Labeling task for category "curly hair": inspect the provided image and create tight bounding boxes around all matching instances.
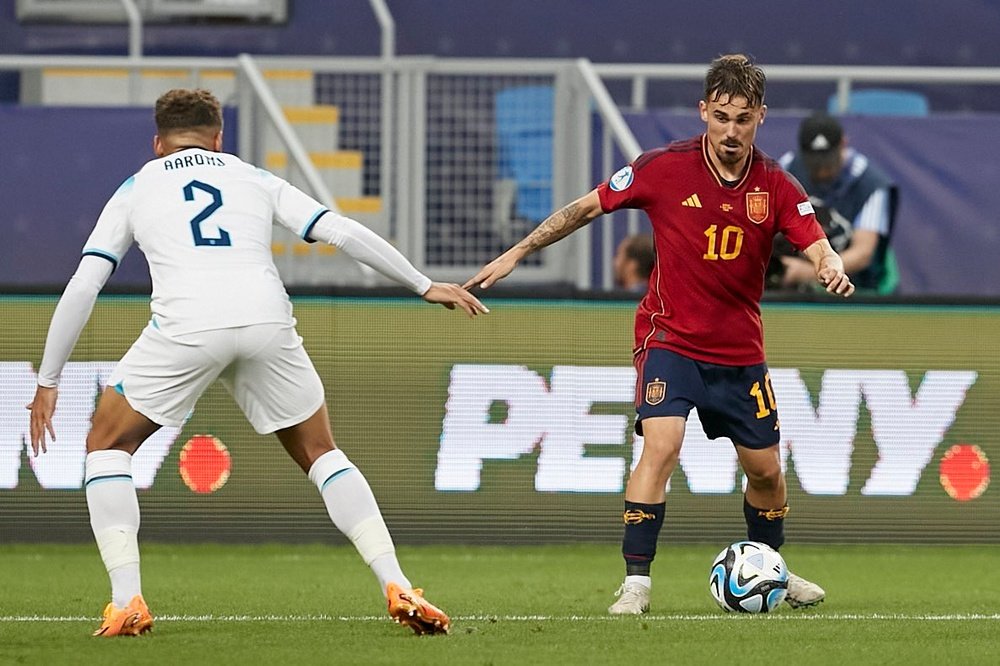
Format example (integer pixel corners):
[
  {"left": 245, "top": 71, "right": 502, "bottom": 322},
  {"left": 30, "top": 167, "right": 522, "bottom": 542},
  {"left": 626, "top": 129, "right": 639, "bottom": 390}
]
[
  {"left": 155, "top": 88, "right": 222, "bottom": 134},
  {"left": 704, "top": 54, "right": 766, "bottom": 108}
]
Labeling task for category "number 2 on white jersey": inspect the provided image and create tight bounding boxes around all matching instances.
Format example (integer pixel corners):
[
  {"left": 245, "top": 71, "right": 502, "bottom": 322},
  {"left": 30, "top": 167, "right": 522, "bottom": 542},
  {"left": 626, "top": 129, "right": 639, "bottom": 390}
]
[{"left": 184, "top": 180, "right": 231, "bottom": 247}]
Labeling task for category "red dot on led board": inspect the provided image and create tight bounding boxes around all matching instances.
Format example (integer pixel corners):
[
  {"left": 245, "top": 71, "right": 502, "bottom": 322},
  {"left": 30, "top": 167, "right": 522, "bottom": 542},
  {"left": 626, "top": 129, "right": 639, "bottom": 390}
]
[
  {"left": 179, "top": 434, "right": 231, "bottom": 494},
  {"left": 939, "top": 443, "right": 989, "bottom": 502}
]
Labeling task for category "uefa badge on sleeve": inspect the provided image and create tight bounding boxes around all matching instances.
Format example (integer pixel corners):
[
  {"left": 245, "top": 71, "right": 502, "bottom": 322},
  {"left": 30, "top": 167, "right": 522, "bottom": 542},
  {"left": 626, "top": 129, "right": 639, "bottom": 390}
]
[{"left": 609, "top": 165, "right": 634, "bottom": 192}]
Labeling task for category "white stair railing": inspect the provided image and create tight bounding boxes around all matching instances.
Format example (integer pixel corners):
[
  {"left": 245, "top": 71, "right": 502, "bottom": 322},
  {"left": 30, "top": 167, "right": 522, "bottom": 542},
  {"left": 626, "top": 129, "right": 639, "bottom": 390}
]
[{"left": 237, "top": 53, "right": 377, "bottom": 285}]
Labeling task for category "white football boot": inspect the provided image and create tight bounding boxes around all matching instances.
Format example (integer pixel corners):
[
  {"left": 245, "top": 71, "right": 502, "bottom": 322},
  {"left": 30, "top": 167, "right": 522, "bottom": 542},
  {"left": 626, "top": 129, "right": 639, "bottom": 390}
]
[
  {"left": 785, "top": 572, "right": 825, "bottom": 608},
  {"left": 608, "top": 580, "right": 651, "bottom": 615}
]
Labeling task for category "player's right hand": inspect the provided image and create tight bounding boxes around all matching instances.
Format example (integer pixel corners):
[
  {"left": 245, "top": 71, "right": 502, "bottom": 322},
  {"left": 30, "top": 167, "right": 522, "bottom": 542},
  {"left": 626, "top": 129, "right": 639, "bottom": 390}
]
[
  {"left": 26, "top": 385, "right": 58, "bottom": 456},
  {"left": 463, "top": 252, "right": 520, "bottom": 291},
  {"left": 422, "top": 283, "right": 490, "bottom": 318}
]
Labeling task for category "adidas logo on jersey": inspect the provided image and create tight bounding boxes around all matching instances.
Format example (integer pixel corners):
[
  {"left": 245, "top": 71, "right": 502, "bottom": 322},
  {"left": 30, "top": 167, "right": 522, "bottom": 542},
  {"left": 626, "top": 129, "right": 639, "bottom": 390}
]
[{"left": 681, "top": 194, "right": 702, "bottom": 208}]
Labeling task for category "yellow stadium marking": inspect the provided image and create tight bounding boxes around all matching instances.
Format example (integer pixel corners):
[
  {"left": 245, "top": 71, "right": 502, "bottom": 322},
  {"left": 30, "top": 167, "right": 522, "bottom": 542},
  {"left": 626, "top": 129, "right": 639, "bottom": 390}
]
[
  {"left": 43, "top": 68, "right": 129, "bottom": 78},
  {"left": 310, "top": 152, "right": 362, "bottom": 169},
  {"left": 335, "top": 197, "right": 382, "bottom": 214},
  {"left": 139, "top": 69, "right": 189, "bottom": 78},
  {"left": 265, "top": 152, "right": 362, "bottom": 170},
  {"left": 201, "top": 70, "right": 235, "bottom": 80},
  {"left": 43, "top": 68, "right": 236, "bottom": 80},
  {"left": 263, "top": 70, "right": 312, "bottom": 81},
  {"left": 283, "top": 106, "right": 340, "bottom": 124}
]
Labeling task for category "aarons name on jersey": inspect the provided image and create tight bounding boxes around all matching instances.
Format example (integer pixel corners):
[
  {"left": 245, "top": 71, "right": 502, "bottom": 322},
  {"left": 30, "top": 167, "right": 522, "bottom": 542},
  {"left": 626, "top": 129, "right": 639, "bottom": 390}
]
[{"left": 163, "top": 152, "right": 226, "bottom": 170}]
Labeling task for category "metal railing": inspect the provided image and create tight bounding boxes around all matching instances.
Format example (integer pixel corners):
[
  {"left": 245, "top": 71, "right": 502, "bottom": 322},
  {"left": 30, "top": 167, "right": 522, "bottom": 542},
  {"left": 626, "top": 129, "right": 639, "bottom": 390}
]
[
  {"left": 0, "top": 53, "right": 377, "bottom": 284},
  {"left": 592, "top": 62, "right": 1000, "bottom": 112},
  {"left": 585, "top": 61, "right": 1000, "bottom": 289},
  {"left": 0, "top": 54, "right": 337, "bottom": 216},
  {"left": 236, "top": 54, "right": 378, "bottom": 285},
  {"left": 5, "top": 54, "right": 1000, "bottom": 290},
  {"left": 7, "top": 0, "right": 1000, "bottom": 291},
  {"left": 117, "top": 0, "right": 142, "bottom": 58}
]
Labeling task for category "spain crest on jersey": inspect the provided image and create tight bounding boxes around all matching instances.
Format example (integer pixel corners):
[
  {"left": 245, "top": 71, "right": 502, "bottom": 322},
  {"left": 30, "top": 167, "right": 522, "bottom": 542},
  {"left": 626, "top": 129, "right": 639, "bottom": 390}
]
[
  {"left": 645, "top": 379, "right": 666, "bottom": 405},
  {"left": 746, "top": 191, "right": 769, "bottom": 224}
]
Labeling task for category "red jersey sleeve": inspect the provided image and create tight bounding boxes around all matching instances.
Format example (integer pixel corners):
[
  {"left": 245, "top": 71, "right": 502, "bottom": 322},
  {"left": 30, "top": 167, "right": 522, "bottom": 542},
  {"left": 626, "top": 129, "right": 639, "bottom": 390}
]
[
  {"left": 775, "top": 170, "right": 826, "bottom": 251},
  {"left": 597, "top": 149, "right": 665, "bottom": 213}
]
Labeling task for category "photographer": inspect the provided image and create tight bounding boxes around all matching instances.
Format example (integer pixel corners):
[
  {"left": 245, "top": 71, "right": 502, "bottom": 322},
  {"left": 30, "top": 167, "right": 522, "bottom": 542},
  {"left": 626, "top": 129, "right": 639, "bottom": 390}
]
[{"left": 776, "top": 113, "right": 898, "bottom": 294}]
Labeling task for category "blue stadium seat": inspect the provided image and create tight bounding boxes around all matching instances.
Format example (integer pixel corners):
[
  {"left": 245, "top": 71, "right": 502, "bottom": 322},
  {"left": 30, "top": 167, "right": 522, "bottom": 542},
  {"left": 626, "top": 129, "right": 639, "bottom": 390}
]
[
  {"left": 827, "top": 89, "right": 930, "bottom": 116},
  {"left": 495, "top": 85, "right": 553, "bottom": 223}
]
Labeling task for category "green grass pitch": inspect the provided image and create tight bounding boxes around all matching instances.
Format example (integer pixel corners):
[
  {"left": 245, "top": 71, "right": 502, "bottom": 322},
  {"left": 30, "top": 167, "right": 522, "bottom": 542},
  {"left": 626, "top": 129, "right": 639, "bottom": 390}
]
[{"left": 1, "top": 543, "right": 998, "bottom": 665}]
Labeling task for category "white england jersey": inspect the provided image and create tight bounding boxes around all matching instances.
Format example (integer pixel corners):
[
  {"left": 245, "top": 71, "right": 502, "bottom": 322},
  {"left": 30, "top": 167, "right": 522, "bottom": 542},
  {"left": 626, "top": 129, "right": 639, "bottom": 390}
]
[{"left": 83, "top": 148, "right": 327, "bottom": 335}]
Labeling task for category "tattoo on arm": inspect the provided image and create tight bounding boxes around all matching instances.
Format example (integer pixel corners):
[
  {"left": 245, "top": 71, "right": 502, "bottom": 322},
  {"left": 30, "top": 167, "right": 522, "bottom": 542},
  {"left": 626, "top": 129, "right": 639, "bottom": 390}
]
[{"left": 515, "top": 202, "right": 587, "bottom": 254}]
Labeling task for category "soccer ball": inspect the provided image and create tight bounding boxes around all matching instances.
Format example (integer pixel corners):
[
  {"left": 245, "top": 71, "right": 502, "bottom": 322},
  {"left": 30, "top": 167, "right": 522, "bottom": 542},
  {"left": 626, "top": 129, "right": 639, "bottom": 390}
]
[{"left": 708, "top": 541, "right": 788, "bottom": 613}]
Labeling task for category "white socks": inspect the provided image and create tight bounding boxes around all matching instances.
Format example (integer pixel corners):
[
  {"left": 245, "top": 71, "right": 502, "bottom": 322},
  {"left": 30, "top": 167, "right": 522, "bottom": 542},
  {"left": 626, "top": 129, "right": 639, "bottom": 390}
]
[
  {"left": 85, "top": 447, "right": 409, "bottom": 606},
  {"left": 625, "top": 575, "right": 652, "bottom": 589},
  {"left": 85, "top": 450, "right": 142, "bottom": 608},
  {"left": 308, "top": 449, "right": 411, "bottom": 592}
]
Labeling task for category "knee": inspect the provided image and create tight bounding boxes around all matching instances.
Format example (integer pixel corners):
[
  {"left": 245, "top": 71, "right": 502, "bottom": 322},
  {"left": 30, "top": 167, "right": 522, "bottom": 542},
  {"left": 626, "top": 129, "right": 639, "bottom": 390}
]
[
  {"left": 745, "top": 464, "right": 783, "bottom": 492},
  {"left": 303, "top": 441, "right": 336, "bottom": 466},
  {"left": 86, "top": 421, "right": 140, "bottom": 453},
  {"left": 637, "top": 439, "right": 681, "bottom": 473}
]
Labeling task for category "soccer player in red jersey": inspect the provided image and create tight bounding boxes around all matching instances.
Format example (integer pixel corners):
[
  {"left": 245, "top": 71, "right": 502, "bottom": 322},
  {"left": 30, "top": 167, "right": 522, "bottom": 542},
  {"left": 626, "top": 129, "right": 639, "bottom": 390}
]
[{"left": 466, "top": 54, "right": 854, "bottom": 613}]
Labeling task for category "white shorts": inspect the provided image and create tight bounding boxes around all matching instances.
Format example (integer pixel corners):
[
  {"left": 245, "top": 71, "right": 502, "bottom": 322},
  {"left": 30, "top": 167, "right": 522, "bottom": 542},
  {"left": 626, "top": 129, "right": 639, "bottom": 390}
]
[{"left": 109, "top": 322, "right": 325, "bottom": 434}]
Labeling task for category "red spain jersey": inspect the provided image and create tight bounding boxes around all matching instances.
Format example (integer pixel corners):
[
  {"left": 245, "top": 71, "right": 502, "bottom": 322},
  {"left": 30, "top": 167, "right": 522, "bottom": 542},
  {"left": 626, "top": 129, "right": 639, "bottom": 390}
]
[{"left": 598, "top": 135, "right": 826, "bottom": 366}]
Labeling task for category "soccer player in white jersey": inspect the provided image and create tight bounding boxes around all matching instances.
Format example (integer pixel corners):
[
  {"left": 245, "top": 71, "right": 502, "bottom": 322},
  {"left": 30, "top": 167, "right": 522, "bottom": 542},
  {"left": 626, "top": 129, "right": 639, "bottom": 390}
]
[{"left": 27, "top": 89, "right": 486, "bottom": 637}]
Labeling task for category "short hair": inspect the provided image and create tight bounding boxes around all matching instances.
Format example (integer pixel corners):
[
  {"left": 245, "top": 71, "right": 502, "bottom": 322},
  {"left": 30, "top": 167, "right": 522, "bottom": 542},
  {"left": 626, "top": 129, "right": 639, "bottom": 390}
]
[
  {"left": 622, "top": 234, "right": 655, "bottom": 281},
  {"left": 155, "top": 89, "right": 222, "bottom": 134},
  {"left": 704, "top": 54, "right": 766, "bottom": 108}
]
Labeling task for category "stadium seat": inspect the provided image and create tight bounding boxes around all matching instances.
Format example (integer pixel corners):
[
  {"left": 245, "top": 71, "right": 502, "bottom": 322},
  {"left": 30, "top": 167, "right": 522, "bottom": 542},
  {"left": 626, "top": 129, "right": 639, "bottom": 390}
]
[
  {"left": 827, "top": 89, "right": 930, "bottom": 116},
  {"left": 494, "top": 85, "right": 554, "bottom": 226}
]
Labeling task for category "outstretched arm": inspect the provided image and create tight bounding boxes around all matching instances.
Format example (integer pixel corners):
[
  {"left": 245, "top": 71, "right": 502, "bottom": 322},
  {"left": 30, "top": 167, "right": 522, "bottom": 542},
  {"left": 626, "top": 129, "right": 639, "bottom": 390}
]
[
  {"left": 464, "top": 189, "right": 605, "bottom": 289},
  {"left": 28, "top": 255, "right": 113, "bottom": 455},
  {"left": 307, "top": 213, "right": 488, "bottom": 317},
  {"left": 802, "top": 238, "right": 855, "bottom": 297}
]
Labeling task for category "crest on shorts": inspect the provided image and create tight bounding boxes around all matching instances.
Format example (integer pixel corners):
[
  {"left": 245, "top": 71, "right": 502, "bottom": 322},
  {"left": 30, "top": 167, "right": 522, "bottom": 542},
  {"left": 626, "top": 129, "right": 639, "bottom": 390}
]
[
  {"left": 746, "top": 190, "right": 769, "bottom": 224},
  {"left": 645, "top": 379, "right": 666, "bottom": 405}
]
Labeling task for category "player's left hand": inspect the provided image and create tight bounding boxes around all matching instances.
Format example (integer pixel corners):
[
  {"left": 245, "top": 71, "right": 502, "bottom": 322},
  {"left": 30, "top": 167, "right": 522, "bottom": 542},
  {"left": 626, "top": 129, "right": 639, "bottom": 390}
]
[
  {"left": 818, "top": 266, "right": 855, "bottom": 297},
  {"left": 423, "top": 282, "right": 490, "bottom": 318},
  {"left": 26, "top": 385, "right": 58, "bottom": 456}
]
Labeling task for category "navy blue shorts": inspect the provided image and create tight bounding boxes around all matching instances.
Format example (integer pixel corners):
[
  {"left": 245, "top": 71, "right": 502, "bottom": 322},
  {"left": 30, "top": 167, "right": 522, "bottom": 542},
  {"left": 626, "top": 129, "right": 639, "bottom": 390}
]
[{"left": 634, "top": 348, "right": 780, "bottom": 449}]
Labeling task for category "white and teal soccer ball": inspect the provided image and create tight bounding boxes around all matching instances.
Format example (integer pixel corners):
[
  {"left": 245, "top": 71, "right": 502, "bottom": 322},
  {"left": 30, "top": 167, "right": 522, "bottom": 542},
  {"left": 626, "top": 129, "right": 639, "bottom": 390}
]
[{"left": 708, "top": 541, "right": 788, "bottom": 613}]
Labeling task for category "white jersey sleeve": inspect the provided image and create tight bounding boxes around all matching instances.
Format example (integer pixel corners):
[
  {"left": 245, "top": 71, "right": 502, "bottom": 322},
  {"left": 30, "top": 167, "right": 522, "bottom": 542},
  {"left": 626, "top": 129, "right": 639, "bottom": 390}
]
[
  {"left": 307, "top": 213, "right": 432, "bottom": 294},
  {"left": 36, "top": 256, "right": 114, "bottom": 387},
  {"left": 82, "top": 176, "right": 136, "bottom": 271},
  {"left": 264, "top": 172, "right": 331, "bottom": 241},
  {"left": 263, "top": 170, "right": 431, "bottom": 292}
]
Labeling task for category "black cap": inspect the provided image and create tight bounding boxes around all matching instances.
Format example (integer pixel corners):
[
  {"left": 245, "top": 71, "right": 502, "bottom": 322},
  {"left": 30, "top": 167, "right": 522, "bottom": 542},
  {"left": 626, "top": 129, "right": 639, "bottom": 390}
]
[{"left": 798, "top": 113, "right": 843, "bottom": 167}]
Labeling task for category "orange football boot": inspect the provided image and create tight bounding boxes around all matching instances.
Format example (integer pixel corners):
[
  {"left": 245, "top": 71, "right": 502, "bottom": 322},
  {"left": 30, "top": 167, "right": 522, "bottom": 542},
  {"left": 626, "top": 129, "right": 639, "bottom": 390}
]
[
  {"left": 93, "top": 594, "right": 154, "bottom": 637},
  {"left": 386, "top": 582, "right": 450, "bottom": 635}
]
